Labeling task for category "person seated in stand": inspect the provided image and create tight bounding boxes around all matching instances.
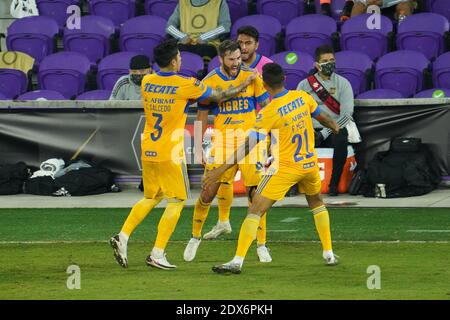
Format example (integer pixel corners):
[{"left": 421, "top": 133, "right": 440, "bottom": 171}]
[
  {"left": 166, "top": 0, "right": 231, "bottom": 61},
  {"left": 297, "top": 45, "right": 355, "bottom": 196}
]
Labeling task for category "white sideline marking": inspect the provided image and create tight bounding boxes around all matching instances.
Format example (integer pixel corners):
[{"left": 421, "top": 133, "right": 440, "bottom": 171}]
[
  {"left": 1, "top": 240, "right": 449, "bottom": 244},
  {"left": 280, "top": 217, "right": 301, "bottom": 223},
  {"left": 407, "top": 230, "right": 450, "bottom": 233}
]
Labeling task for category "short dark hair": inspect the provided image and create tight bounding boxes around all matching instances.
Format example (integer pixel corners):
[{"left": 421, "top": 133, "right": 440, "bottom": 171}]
[
  {"left": 262, "top": 63, "right": 285, "bottom": 89},
  {"left": 315, "top": 45, "right": 334, "bottom": 62},
  {"left": 130, "top": 55, "right": 150, "bottom": 70},
  {"left": 153, "top": 39, "right": 179, "bottom": 68},
  {"left": 218, "top": 40, "right": 241, "bottom": 58},
  {"left": 237, "top": 26, "right": 259, "bottom": 42}
]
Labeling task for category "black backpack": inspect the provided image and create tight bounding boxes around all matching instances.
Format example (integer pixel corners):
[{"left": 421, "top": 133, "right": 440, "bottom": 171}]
[
  {"left": 55, "top": 166, "right": 116, "bottom": 196},
  {"left": 0, "top": 162, "right": 30, "bottom": 195},
  {"left": 362, "top": 138, "right": 441, "bottom": 198}
]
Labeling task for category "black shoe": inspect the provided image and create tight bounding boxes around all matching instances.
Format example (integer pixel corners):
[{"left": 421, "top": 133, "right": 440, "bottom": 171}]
[{"left": 328, "top": 185, "right": 338, "bottom": 196}]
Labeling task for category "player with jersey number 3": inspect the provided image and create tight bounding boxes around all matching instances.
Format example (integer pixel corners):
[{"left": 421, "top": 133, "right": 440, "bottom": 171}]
[{"left": 109, "top": 39, "right": 257, "bottom": 270}]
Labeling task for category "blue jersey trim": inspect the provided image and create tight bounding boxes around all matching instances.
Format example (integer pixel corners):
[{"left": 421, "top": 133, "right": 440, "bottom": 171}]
[
  {"left": 256, "top": 91, "right": 270, "bottom": 103},
  {"left": 157, "top": 71, "right": 176, "bottom": 76},
  {"left": 249, "top": 54, "right": 262, "bottom": 69},
  {"left": 273, "top": 89, "right": 289, "bottom": 99},
  {"left": 311, "top": 106, "right": 321, "bottom": 118},
  {"left": 197, "top": 86, "right": 212, "bottom": 103},
  {"left": 216, "top": 67, "right": 241, "bottom": 81}
]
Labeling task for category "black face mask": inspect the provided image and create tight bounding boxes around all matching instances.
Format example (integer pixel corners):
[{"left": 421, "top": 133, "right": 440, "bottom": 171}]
[
  {"left": 130, "top": 74, "right": 145, "bottom": 86},
  {"left": 319, "top": 62, "right": 336, "bottom": 77}
]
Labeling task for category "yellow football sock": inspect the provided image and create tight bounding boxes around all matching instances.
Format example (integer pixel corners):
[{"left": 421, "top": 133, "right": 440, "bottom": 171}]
[
  {"left": 256, "top": 213, "right": 267, "bottom": 246},
  {"left": 312, "top": 205, "right": 332, "bottom": 251},
  {"left": 236, "top": 214, "right": 261, "bottom": 258},
  {"left": 192, "top": 198, "right": 211, "bottom": 238},
  {"left": 154, "top": 200, "right": 184, "bottom": 250},
  {"left": 121, "top": 197, "right": 161, "bottom": 237},
  {"left": 217, "top": 183, "right": 233, "bottom": 222}
]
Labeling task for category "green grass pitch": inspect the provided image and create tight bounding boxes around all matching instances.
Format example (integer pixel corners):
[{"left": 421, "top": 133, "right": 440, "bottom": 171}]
[{"left": 0, "top": 206, "right": 449, "bottom": 300}]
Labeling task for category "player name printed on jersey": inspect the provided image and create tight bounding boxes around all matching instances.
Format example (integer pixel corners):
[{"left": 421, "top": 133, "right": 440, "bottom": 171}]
[{"left": 141, "top": 72, "right": 212, "bottom": 162}]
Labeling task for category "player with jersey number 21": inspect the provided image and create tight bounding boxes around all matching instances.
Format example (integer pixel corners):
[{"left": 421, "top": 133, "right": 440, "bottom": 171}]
[
  {"left": 109, "top": 39, "right": 257, "bottom": 270},
  {"left": 203, "top": 63, "right": 340, "bottom": 274}
]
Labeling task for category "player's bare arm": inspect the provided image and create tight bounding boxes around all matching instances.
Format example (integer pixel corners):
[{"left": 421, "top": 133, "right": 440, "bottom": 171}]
[
  {"left": 315, "top": 111, "right": 340, "bottom": 134},
  {"left": 208, "top": 70, "right": 257, "bottom": 104},
  {"left": 197, "top": 109, "right": 209, "bottom": 138}
]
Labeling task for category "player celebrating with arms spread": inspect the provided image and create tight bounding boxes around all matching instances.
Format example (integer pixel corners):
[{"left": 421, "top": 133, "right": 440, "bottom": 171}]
[
  {"left": 203, "top": 63, "right": 340, "bottom": 274},
  {"left": 110, "top": 39, "right": 256, "bottom": 270}
]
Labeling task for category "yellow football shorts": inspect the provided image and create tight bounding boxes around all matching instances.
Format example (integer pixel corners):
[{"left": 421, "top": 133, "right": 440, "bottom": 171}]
[
  {"left": 256, "top": 167, "right": 321, "bottom": 201},
  {"left": 142, "top": 160, "right": 190, "bottom": 200},
  {"left": 205, "top": 162, "right": 262, "bottom": 187}
]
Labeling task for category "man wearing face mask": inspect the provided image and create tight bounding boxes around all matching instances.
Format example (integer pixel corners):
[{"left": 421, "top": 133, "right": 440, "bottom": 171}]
[
  {"left": 297, "top": 45, "right": 355, "bottom": 196},
  {"left": 110, "top": 55, "right": 152, "bottom": 100}
]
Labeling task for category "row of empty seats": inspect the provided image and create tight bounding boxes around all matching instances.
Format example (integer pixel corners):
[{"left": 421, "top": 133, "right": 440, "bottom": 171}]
[
  {"left": 1, "top": 49, "right": 449, "bottom": 100},
  {"left": 34, "top": 0, "right": 450, "bottom": 29},
  {"left": 4, "top": 11, "right": 450, "bottom": 73}
]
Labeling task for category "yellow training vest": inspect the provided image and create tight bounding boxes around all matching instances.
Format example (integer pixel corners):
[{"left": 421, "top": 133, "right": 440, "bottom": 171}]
[{"left": 180, "top": 0, "right": 221, "bottom": 46}]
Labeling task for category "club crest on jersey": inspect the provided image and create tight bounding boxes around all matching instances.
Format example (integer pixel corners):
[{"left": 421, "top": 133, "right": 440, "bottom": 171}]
[
  {"left": 303, "top": 161, "right": 316, "bottom": 169},
  {"left": 145, "top": 151, "right": 157, "bottom": 157}
]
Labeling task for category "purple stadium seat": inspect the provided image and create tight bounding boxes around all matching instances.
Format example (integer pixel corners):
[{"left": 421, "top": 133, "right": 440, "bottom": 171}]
[
  {"left": 208, "top": 56, "right": 221, "bottom": 73},
  {"left": 315, "top": 0, "right": 346, "bottom": 19},
  {"left": 340, "top": 14, "right": 393, "bottom": 61},
  {"left": 428, "top": 0, "right": 450, "bottom": 23},
  {"left": 38, "top": 52, "right": 91, "bottom": 99},
  {"left": 153, "top": 52, "right": 204, "bottom": 78},
  {"left": 0, "top": 93, "right": 7, "bottom": 100},
  {"left": 120, "top": 15, "right": 167, "bottom": 62},
  {"left": 397, "top": 13, "right": 449, "bottom": 61},
  {"left": 88, "top": 0, "right": 136, "bottom": 28},
  {"left": 63, "top": 16, "right": 115, "bottom": 64},
  {"left": 77, "top": 90, "right": 112, "bottom": 100},
  {"left": 256, "top": 0, "right": 304, "bottom": 29},
  {"left": 375, "top": 50, "right": 429, "bottom": 98},
  {"left": 0, "top": 69, "right": 28, "bottom": 99},
  {"left": 6, "top": 16, "right": 59, "bottom": 65},
  {"left": 433, "top": 52, "right": 450, "bottom": 89},
  {"left": 227, "top": 0, "right": 249, "bottom": 24},
  {"left": 356, "top": 89, "right": 404, "bottom": 99},
  {"left": 270, "top": 51, "right": 315, "bottom": 90},
  {"left": 285, "top": 14, "right": 337, "bottom": 57},
  {"left": 231, "top": 15, "right": 282, "bottom": 57},
  {"left": 144, "top": 0, "right": 177, "bottom": 20},
  {"left": 335, "top": 51, "right": 373, "bottom": 96},
  {"left": 17, "top": 90, "right": 67, "bottom": 100},
  {"left": 97, "top": 52, "right": 140, "bottom": 90},
  {"left": 414, "top": 88, "right": 450, "bottom": 98},
  {"left": 36, "top": 0, "right": 81, "bottom": 29}
]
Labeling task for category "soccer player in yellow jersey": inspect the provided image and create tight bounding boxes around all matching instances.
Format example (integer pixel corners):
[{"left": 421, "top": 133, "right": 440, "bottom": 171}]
[
  {"left": 203, "top": 63, "right": 340, "bottom": 274},
  {"left": 109, "top": 39, "right": 256, "bottom": 270},
  {"left": 183, "top": 40, "right": 272, "bottom": 263}
]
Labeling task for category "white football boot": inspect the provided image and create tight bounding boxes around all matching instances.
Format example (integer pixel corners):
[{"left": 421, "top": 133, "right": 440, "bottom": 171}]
[
  {"left": 203, "top": 221, "right": 232, "bottom": 240},
  {"left": 183, "top": 238, "right": 202, "bottom": 262}
]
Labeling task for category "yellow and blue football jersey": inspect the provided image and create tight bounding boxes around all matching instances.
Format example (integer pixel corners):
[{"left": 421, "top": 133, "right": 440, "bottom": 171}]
[
  {"left": 251, "top": 89, "right": 321, "bottom": 174},
  {"left": 199, "top": 66, "right": 269, "bottom": 150},
  {"left": 141, "top": 71, "right": 212, "bottom": 162}
]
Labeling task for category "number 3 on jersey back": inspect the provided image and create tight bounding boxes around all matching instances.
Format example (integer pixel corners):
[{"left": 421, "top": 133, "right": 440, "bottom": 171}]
[{"left": 151, "top": 113, "right": 163, "bottom": 141}]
